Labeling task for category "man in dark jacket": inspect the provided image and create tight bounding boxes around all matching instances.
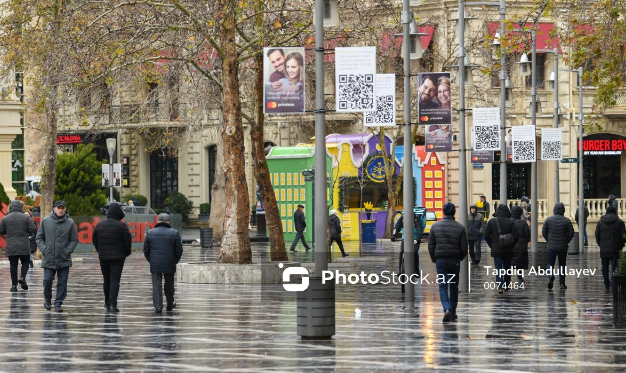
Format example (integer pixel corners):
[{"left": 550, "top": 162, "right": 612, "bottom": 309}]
[
  {"left": 510, "top": 206, "right": 531, "bottom": 283},
  {"left": 93, "top": 203, "right": 132, "bottom": 312},
  {"left": 542, "top": 202, "right": 575, "bottom": 290},
  {"left": 575, "top": 202, "right": 590, "bottom": 245},
  {"left": 467, "top": 204, "right": 485, "bottom": 265},
  {"left": 36, "top": 200, "right": 78, "bottom": 312},
  {"left": 329, "top": 210, "right": 347, "bottom": 257},
  {"left": 428, "top": 202, "right": 468, "bottom": 322},
  {"left": 0, "top": 200, "right": 37, "bottom": 291},
  {"left": 485, "top": 205, "right": 520, "bottom": 293},
  {"left": 477, "top": 195, "right": 491, "bottom": 221},
  {"left": 595, "top": 206, "right": 625, "bottom": 290},
  {"left": 289, "top": 204, "right": 310, "bottom": 252},
  {"left": 144, "top": 213, "right": 183, "bottom": 313},
  {"left": 608, "top": 194, "right": 618, "bottom": 210}
]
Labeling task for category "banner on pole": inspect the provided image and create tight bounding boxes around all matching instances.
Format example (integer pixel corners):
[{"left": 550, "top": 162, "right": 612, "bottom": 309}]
[
  {"left": 335, "top": 47, "right": 377, "bottom": 113},
  {"left": 102, "top": 164, "right": 110, "bottom": 187},
  {"left": 263, "top": 47, "right": 306, "bottom": 114},
  {"left": 364, "top": 74, "right": 396, "bottom": 126},
  {"left": 541, "top": 128, "right": 563, "bottom": 161},
  {"left": 113, "top": 163, "right": 122, "bottom": 187},
  {"left": 425, "top": 125, "right": 453, "bottom": 151},
  {"left": 471, "top": 150, "right": 494, "bottom": 163},
  {"left": 418, "top": 72, "right": 452, "bottom": 125},
  {"left": 472, "top": 107, "right": 501, "bottom": 151},
  {"left": 511, "top": 126, "right": 536, "bottom": 163}
]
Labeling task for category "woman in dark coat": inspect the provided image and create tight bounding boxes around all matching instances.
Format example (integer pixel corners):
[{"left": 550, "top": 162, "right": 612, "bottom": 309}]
[
  {"left": 510, "top": 205, "right": 531, "bottom": 283},
  {"left": 329, "top": 210, "right": 348, "bottom": 257},
  {"left": 484, "top": 204, "right": 520, "bottom": 293},
  {"left": 0, "top": 201, "right": 37, "bottom": 291}
]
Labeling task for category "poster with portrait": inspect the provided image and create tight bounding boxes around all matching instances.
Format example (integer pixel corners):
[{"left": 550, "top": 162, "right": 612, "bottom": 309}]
[
  {"left": 113, "top": 163, "right": 122, "bottom": 187},
  {"left": 425, "top": 125, "right": 453, "bottom": 152},
  {"left": 364, "top": 74, "right": 396, "bottom": 126},
  {"left": 335, "top": 47, "right": 377, "bottom": 113},
  {"left": 102, "top": 164, "right": 110, "bottom": 187},
  {"left": 263, "top": 47, "right": 306, "bottom": 114},
  {"left": 418, "top": 72, "right": 452, "bottom": 125}
]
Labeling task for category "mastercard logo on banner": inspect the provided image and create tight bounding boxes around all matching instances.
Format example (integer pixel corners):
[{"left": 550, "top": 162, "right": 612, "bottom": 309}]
[
  {"left": 420, "top": 116, "right": 429, "bottom": 122},
  {"left": 267, "top": 102, "right": 278, "bottom": 109},
  {"left": 472, "top": 156, "right": 478, "bottom": 161},
  {"left": 427, "top": 144, "right": 434, "bottom": 149}
]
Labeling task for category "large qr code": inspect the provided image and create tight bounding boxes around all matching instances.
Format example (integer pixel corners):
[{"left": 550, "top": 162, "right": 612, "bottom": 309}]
[
  {"left": 337, "top": 74, "right": 374, "bottom": 111},
  {"left": 542, "top": 141, "right": 561, "bottom": 160},
  {"left": 365, "top": 95, "right": 394, "bottom": 125},
  {"left": 474, "top": 125, "right": 500, "bottom": 150},
  {"left": 513, "top": 140, "right": 535, "bottom": 162}
]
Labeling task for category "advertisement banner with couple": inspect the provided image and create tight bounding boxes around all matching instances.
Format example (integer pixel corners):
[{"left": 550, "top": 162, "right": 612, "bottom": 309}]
[
  {"left": 418, "top": 72, "right": 452, "bottom": 126},
  {"left": 263, "top": 47, "right": 305, "bottom": 114}
]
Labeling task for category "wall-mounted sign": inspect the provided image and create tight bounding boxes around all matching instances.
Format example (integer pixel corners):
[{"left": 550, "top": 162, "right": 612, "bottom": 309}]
[
  {"left": 579, "top": 139, "right": 625, "bottom": 155},
  {"left": 56, "top": 134, "right": 83, "bottom": 144},
  {"left": 364, "top": 155, "right": 386, "bottom": 183}
]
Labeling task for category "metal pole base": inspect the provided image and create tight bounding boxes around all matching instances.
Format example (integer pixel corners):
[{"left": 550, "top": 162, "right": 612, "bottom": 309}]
[{"left": 297, "top": 277, "right": 335, "bottom": 339}]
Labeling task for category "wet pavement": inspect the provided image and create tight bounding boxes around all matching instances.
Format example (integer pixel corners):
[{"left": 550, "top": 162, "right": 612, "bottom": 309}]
[{"left": 1, "top": 239, "right": 626, "bottom": 372}]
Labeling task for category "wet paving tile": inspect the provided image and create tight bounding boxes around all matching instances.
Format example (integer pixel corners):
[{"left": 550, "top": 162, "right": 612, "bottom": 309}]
[{"left": 0, "top": 241, "right": 625, "bottom": 372}]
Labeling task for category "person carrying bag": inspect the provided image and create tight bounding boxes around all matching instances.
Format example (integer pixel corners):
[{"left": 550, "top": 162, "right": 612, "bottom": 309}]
[{"left": 485, "top": 204, "right": 520, "bottom": 293}]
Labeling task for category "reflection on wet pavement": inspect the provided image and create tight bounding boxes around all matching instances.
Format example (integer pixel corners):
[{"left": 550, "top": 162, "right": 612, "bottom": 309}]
[{"left": 0, "top": 241, "right": 625, "bottom": 371}]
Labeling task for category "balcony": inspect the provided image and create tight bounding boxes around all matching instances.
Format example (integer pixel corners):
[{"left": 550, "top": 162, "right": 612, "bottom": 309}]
[{"left": 91, "top": 103, "right": 189, "bottom": 126}]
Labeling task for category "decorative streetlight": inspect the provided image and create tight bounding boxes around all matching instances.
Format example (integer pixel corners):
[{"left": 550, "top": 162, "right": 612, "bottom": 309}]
[{"left": 106, "top": 138, "right": 116, "bottom": 203}]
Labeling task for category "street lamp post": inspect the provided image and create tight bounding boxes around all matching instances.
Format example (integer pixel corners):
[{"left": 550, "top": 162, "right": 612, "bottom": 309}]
[
  {"left": 106, "top": 138, "right": 116, "bottom": 203},
  {"left": 498, "top": 0, "right": 507, "bottom": 206}
]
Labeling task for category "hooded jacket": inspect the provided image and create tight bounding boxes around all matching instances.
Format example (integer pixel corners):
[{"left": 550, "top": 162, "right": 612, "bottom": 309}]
[
  {"left": 93, "top": 203, "right": 132, "bottom": 261},
  {"left": 595, "top": 212, "right": 626, "bottom": 259},
  {"left": 485, "top": 205, "right": 520, "bottom": 257},
  {"left": 0, "top": 200, "right": 37, "bottom": 256},
  {"left": 608, "top": 195, "right": 618, "bottom": 210},
  {"left": 575, "top": 206, "right": 589, "bottom": 225},
  {"left": 510, "top": 206, "right": 531, "bottom": 253},
  {"left": 467, "top": 204, "right": 485, "bottom": 240},
  {"left": 542, "top": 203, "right": 575, "bottom": 252},
  {"left": 36, "top": 210, "right": 78, "bottom": 269},
  {"left": 427, "top": 216, "right": 468, "bottom": 262},
  {"left": 329, "top": 213, "right": 342, "bottom": 239}
]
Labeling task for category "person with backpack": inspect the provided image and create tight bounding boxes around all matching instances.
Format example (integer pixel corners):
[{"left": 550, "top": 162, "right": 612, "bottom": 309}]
[
  {"left": 595, "top": 206, "right": 626, "bottom": 290},
  {"left": 510, "top": 206, "right": 531, "bottom": 284},
  {"left": 485, "top": 204, "right": 520, "bottom": 293}
]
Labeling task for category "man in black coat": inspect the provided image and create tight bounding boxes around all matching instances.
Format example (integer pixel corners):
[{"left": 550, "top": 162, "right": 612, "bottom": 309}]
[
  {"left": 428, "top": 203, "right": 468, "bottom": 322},
  {"left": 467, "top": 204, "right": 485, "bottom": 265},
  {"left": 144, "top": 213, "right": 183, "bottom": 313},
  {"left": 575, "top": 202, "right": 590, "bottom": 245},
  {"left": 542, "top": 202, "right": 575, "bottom": 290},
  {"left": 595, "top": 206, "right": 625, "bottom": 290},
  {"left": 93, "top": 203, "right": 132, "bottom": 312},
  {"left": 329, "top": 210, "right": 347, "bottom": 257},
  {"left": 510, "top": 206, "right": 531, "bottom": 283},
  {"left": 485, "top": 204, "right": 520, "bottom": 293},
  {"left": 289, "top": 204, "right": 310, "bottom": 252}
]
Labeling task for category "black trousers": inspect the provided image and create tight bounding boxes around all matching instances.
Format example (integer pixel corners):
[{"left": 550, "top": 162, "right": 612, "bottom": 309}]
[
  {"left": 151, "top": 273, "right": 175, "bottom": 310},
  {"left": 8, "top": 255, "right": 30, "bottom": 285},
  {"left": 290, "top": 231, "right": 310, "bottom": 251},
  {"left": 100, "top": 259, "right": 126, "bottom": 306},
  {"left": 330, "top": 236, "right": 346, "bottom": 256}
]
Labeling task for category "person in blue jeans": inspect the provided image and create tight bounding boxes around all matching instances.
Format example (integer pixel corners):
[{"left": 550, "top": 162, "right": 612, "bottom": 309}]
[
  {"left": 542, "top": 202, "right": 574, "bottom": 290},
  {"left": 428, "top": 202, "right": 468, "bottom": 322},
  {"left": 36, "top": 201, "right": 78, "bottom": 313}
]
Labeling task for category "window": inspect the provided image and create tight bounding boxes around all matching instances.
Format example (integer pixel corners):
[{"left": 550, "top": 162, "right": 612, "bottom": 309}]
[
  {"left": 525, "top": 54, "right": 545, "bottom": 89},
  {"left": 150, "top": 148, "right": 178, "bottom": 209},
  {"left": 341, "top": 179, "right": 406, "bottom": 209}
]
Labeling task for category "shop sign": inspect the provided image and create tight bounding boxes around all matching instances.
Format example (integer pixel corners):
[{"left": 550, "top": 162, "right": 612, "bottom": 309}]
[
  {"left": 579, "top": 139, "right": 626, "bottom": 155},
  {"left": 365, "top": 155, "right": 386, "bottom": 183},
  {"left": 56, "top": 134, "right": 83, "bottom": 144}
]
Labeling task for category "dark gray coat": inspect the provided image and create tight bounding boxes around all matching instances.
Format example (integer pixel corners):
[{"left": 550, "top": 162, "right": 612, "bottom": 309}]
[
  {"left": 329, "top": 214, "right": 341, "bottom": 239},
  {"left": 293, "top": 209, "right": 306, "bottom": 232},
  {"left": 143, "top": 222, "right": 183, "bottom": 274},
  {"left": 467, "top": 204, "right": 485, "bottom": 241},
  {"left": 542, "top": 203, "right": 575, "bottom": 253},
  {"left": 0, "top": 201, "right": 37, "bottom": 256},
  {"left": 595, "top": 213, "right": 626, "bottom": 259},
  {"left": 36, "top": 210, "right": 78, "bottom": 269},
  {"left": 510, "top": 206, "right": 531, "bottom": 269},
  {"left": 427, "top": 216, "right": 468, "bottom": 262}
]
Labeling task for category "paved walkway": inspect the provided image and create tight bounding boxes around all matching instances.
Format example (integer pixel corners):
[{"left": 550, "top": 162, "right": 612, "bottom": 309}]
[{"left": 0, "top": 240, "right": 625, "bottom": 372}]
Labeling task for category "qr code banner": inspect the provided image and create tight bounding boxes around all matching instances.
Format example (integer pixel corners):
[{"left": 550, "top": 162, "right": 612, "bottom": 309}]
[
  {"left": 335, "top": 47, "right": 377, "bottom": 113},
  {"left": 511, "top": 125, "right": 536, "bottom": 163},
  {"left": 472, "top": 108, "right": 501, "bottom": 151},
  {"left": 541, "top": 128, "right": 563, "bottom": 161},
  {"left": 364, "top": 74, "right": 396, "bottom": 126}
]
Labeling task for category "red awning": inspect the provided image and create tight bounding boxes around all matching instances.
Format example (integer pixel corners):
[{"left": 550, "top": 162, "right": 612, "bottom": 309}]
[
  {"left": 378, "top": 25, "right": 435, "bottom": 58},
  {"left": 487, "top": 23, "right": 561, "bottom": 53}
]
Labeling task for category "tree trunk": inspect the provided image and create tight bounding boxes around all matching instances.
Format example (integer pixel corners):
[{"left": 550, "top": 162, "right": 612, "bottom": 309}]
[
  {"left": 208, "top": 139, "right": 225, "bottom": 245},
  {"left": 217, "top": 14, "right": 251, "bottom": 264},
  {"left": 252, "top": 53, "right": 287, "bottom": 261},
  {"left": 40, "top": 88, "right": 59, "bottom": 215}
]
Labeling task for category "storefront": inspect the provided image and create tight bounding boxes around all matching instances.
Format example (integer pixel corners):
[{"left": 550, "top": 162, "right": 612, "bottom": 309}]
[
  {"left": 56, "top": 132, "right": 117, "bottom": 162},
  {"left": 580, "top": 134, "right": 626, "bottom": 199}
]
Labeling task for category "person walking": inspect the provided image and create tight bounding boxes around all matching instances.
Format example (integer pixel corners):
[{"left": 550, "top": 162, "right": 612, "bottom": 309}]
[
  {"left": 289, "top": 204, "right": 310, "bottom": 252},
  {"left": 595, "top": 206, "right": 626, "bottom": 290},
  {"left": 467, "top": 204, "right": 485, "bottom": 265},
  {"left": 485, "top": 205, "right": 519, "bottom": 293},
  {"left": 329, "top": 210, "right": 348, "bottom": 257},
  {"left": 0, "top": 200, "right": 37, "bottom": 292},
  {"left": 477, "top": 195, "right": 491, "bottom": 221},
  {"left": 510, "top": 206, "right": 531, "bottom": 284},
  {"left": 25, "top": 210, "right": 38, "bottom": 271},
  {"left": 36, "top": 201, "right": 78, "bottom": 312},
  {"left": 542, "top": 202, "right": 575, "bottom": 290},
  {"left": 144, "top": 213, "right": 183, "bottom": 313},
  {"left": 428, "top": 202, "right": 468, "bottom": 322},
  {"left": 608, "top": 194, "right": 618, "bottom": 210},
  {"left": 575, "top": 202, "right": 590, "bottom": 245},
  {"left": 93, "top": 203, "right": 132, "bottom": 313},
  {"left": 392, "top": 209, "right": 425, "bottom": 290}
]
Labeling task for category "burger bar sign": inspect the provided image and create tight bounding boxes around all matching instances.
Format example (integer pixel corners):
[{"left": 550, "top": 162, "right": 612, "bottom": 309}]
[
  {"left": 578, "top": 138, "right": 626, "bottom": 155},
  {"left": 56, "top": 134, "right": 83, "bottom": 144}
]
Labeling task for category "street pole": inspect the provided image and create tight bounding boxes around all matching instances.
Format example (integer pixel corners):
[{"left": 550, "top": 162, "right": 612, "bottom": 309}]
[
  {"left": 578, "top": 67, "right": 584, "bottom": 253},
  {"left": 108, "top": 151, "right": 114, "bottom": 203},
  {"left": 314, "top": 0, "right": 328, "bottom": 278},
  {"left": 553, "top": 48, "right": 560, "bottom": 204},
  {"left": 499, "top": 0, "right": 507, "bottom": 206},
  {"left": 401, "top": 0, "right": 415, "bottom": 312},
  {"left": 530, "top": 29, "right": 538, "bottom": 264},
  {"left": 457, "top": 0, "right": 468, "bottom": 293}
]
